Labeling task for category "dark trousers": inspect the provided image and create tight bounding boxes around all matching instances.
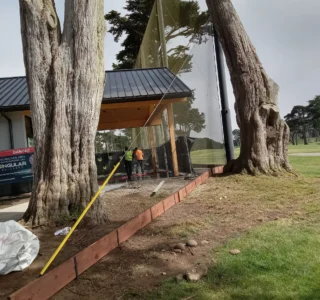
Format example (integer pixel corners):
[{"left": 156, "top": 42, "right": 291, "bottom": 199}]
[
  {"left": 124, "top": 160, "right": 132, "bottom": 180},
  {"left": 137, "top": 160, "right": 144, "bottom": 174}
]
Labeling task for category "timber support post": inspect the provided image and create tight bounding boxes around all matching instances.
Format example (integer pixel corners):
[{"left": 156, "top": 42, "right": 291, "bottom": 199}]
[
  {"left": 148, "top": 126, "right": 157, "bottom": 174},
  {"left": 166, "top": 104, "right": 179, "bottom": 176}
]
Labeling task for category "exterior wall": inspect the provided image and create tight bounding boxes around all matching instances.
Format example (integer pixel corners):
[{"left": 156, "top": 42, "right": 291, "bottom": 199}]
[
  {"left": 0, "top": 111, "right": 27, "bottom": 151},
  {"left": 0, "top": 114, "right": 10, "bottom": 151},
  {"left": 11, "top": 112, "right": 28, "bottom": 149}
]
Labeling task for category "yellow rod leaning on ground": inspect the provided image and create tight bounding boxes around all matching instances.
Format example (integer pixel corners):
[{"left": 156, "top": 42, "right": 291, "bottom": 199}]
[{"left": 40, "top": 161, "right": 121, "bottom": 276}]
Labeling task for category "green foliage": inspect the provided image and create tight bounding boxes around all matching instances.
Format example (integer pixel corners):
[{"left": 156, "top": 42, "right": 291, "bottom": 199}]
[
  {"left": 105, "top": 0, "right": 154, "bottom": 69},
  {"left": 105, "top": 0, "right": 209, "bottom": 70},
  {"left": 55, "top": 204, "right": 84, "bottom": 225},
  {"left": 95, "top": 130, "right": 131, "bottom": 153},
  {"left": 106, "top": 0, "right": 209, "bottom": 137},
  {"left": 173, "top": 91, "right": 206, "bottom": 136},
  {"left": 191, "top": 137, "right": 224, "bottom": 151},
  {"left": 285, "top": 105, "right": 310, "bottom": 145},
  {"left": 308, "top": 95, "right": 320, "bottom": 119},
  {"left": 285, "top": 95, "right": 320, "bottom": 145},
  {"left": 308, "top": 95, "right": 320, "bottom": 138},
  {"left": 232, "top": 129, "right": 240, "bottom": 146}
]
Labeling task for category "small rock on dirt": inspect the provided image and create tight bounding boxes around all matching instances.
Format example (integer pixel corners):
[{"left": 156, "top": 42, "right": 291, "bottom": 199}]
[
  {"left": 162, "top": 272, "right": 167, "bottom": 276},
  {"left": 173, "top": 248, "right": 183, "bottom": 253},
  {"left": 186, "top": 240, "right": 198, "bottom": 247},
  {"left": 200, "top": 240, "right": 209, "bottom": 245},
  {"left": 229, "top": 249, "right": 241, "bottom": 255},
  {"left": 185, "top": 266, "right": 208, "bottom": 282},
  {"left": 174, "top": 243, "right": 186, "bottom": 251},
  {"left": 185, "top": 272, "right": 201, "bottom": 282},
  {"left": 176, "top": 274, "right": 184, "bottom": 282}
]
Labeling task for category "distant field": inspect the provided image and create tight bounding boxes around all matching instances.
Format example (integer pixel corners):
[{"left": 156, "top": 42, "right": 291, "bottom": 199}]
[
  {"left": 191, "top": 142, "right": 320, "bottom": 177},
  {"left": 190, "top": 148, "right": 226, "bottom": 165},
  {"left": 288, "top": 142, "right": 320, "bottom": 153},
  {"left": 233, "top": 143, "right": 319, "bottom": 158},
  {"left": 289, "top": 156, "right": 320, "bottom": 177}
]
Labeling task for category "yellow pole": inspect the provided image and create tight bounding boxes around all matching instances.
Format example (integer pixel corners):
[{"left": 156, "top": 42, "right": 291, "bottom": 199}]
[{"left": 40, "top": 162, "right": 121, "bottom": 276}]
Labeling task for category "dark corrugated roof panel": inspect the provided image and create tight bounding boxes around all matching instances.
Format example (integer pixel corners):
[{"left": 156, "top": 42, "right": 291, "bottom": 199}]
[
  {"left": 0, "top": 68, "right": 192, "bottom": 111},
  {"left": 0, "top": 77, "right": 29, "bottom": 110},
  {"left": 103, "top": 68, "right": 191, "bottom": 104}
]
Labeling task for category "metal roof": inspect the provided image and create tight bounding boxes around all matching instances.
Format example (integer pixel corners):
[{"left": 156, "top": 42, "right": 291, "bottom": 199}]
[{"left": 0, "top": 68, "right": 191, "bottom": 111}]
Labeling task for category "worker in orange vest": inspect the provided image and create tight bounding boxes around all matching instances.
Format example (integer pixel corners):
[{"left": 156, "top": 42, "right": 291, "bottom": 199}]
[{"left": 135, "top": 147, "right": 144, "bottom": 174}]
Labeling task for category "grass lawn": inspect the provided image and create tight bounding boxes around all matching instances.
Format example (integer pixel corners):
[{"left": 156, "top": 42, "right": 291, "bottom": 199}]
[
  {"left": 288, "top": 142, "right": 320, "bottom": 153},
  {"left": 190, "top": 148, "right": 226, "bottom": 165},
  {"left": 289, "top": 156, "right": 320, "bottom": 178},
  {"left": 140, "top": 144, "right": 320, "bottom": 300},
  {"left": 145, "top": 220, "right": 320, "bottom": 300},
  {"left": 191, "top": 142, "right": 320, "bottom": 178}
]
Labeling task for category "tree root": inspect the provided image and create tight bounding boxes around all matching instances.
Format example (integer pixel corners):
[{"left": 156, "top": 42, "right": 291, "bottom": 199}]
[
  {"left": 224, "top": 157, "right": 294, "bottom": 176},
  {"left": 223, "top": 158, "right": 248, "bottom": 174}
]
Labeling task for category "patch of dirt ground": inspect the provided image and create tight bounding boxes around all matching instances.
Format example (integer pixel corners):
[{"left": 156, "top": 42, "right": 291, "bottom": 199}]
[
  {"left": 0, "top": 178, "right": 186, "bottom": 299},
  {"left": 1, "top": 175, "right": 319, "bottom": 300}
]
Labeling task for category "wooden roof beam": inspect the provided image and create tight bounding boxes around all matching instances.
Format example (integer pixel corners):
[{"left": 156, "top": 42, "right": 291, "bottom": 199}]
[
  {"left": 100, "top": 97, "right": 187, "bottom": 110},
  {"left": 97, "top": 117, "right": 162, "bottom": 131}
]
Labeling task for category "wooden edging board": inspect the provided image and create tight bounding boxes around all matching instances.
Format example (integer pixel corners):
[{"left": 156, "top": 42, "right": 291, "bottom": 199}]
[{"left": 9, "top": 166, "right": 224, "bottom": 300}]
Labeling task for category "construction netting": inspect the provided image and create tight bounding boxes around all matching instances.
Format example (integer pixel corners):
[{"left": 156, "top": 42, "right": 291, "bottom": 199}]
[
  {"left": 135, "top": 0, "right": 225, "bottom": 164},
  {"left": 94, "top": 0, "right": 226, "bottom": 223}
]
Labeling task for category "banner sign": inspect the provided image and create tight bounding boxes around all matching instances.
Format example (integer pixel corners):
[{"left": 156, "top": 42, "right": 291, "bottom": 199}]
[{"left": 0, "top": 147, "right": 34, "bottom": 185}]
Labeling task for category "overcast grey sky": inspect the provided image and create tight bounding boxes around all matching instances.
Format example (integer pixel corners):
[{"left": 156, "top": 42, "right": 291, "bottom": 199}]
[{"left": 0, "top": 0, "right": 319, "bottom": 131}]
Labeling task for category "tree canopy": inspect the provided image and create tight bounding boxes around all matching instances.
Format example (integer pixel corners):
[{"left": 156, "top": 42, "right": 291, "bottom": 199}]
[
  {"left": 284, "top": 95, "right": 320, "bottom": 145},
  {"left": 105, "top": 0, "right": 208, "bottom": 70},
  {"left": 232, "top": 129, "right": 240, "bottom": 146},
  {"left": 95, "top": 131, "right": 131, "bottom": 153},
  {"left": 173, "top": 91, "right": 205, "bottom": 136},
  {"left": 105, "top": 0, "right": 154, "bottom": 69},
  {"left": 105, "top": 0, "right": 207, "bottom": 137}
]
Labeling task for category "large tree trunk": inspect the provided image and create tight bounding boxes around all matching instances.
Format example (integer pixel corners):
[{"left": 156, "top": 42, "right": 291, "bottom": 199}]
[
  {"left": 303, "top": 127, "right": 308, "bottom": 145},
  {"left": 207, "top": 0, "right": 291, "bottom": 174},
  {"left": 20, "top": 0, "right": 107, "bottom": 225},
  {"left": 290, "top": 132, "right": 295, "bottom": 145}
]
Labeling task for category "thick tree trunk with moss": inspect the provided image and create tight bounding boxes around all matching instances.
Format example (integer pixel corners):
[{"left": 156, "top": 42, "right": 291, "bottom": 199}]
[
  {"left": 20, "top": 0, "right": 107, "bottom": 225},
  {"left": 207, "top": 0, "right": 291, "bottom": 174}
]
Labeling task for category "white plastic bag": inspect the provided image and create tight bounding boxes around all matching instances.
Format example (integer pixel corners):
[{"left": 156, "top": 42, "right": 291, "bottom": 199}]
[
  {"left": 0, "top": 220, "right": 40, "bottom": 275},
  {"left": 54, "top": 227, "right": 71, "bottom": 236}
]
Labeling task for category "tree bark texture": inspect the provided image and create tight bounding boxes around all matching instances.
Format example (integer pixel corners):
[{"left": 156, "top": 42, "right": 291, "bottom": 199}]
[
  {"left": 207, "top": 0, "right": 291, "bottom": 174},
  {"left": 20, "top": 0, "right": 107, "bottom": 225}
]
